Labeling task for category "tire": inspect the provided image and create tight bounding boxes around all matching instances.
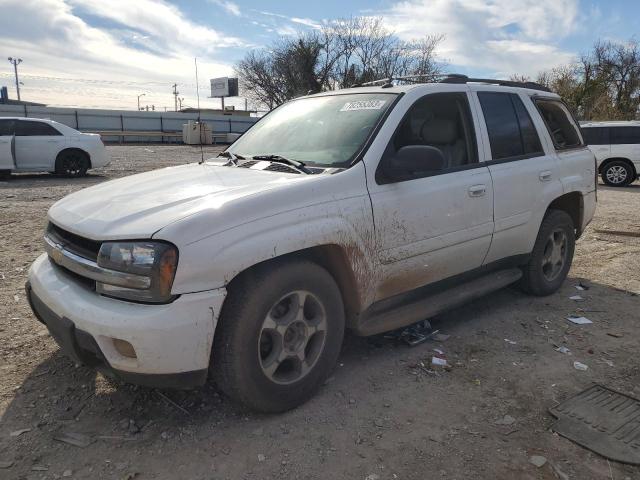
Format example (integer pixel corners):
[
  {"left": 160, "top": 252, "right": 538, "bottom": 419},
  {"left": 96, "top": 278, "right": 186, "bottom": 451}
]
[
  {"left": 601, "top": 160, "right": 634, "bottom": 187},
  {"left": 0, "top": 170, "right": 11, "bottom": 179},
  {"left": 519, "top": 209, "right": 575, "bottom": 296},
  {"left": 212, "top": 260, "right": 345, "bottom": 413},
  {"left": 55, "top": 150, "right": 89, "bottom": 177}
]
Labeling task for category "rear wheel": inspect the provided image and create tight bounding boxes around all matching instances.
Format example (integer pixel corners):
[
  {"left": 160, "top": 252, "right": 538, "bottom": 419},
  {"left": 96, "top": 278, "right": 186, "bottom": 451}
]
[
  {"left": 0, "top": 170, "right": 11, "bottom": 179},
  {"left": 601, "top": 160, "right": 634, "bottom": 187},
  {"left": 212, "top": 260, "right": 345, "bottom": 412},
  {"left": 55, "top": 150, "right": 89, "bottom": 177},
  {"left": 520, "top": 210, "right": 575, "bottom": 296}
]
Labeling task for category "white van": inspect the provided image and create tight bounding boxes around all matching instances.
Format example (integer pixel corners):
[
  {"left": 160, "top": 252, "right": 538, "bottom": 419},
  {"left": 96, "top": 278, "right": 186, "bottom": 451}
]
[{"left": 581, "top": 121, "right": 640, "bottom": 186}]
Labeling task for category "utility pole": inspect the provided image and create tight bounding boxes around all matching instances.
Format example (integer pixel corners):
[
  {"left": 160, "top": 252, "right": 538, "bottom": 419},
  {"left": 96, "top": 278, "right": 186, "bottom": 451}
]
[
  {"left": 7, "top": 57, "right": 22, "bottom": 101},
  {"left": 137, "top": 93, "right": 146, "bottom": 111},
  {"left": 178, "top": 97, "right": 184, "bottom": 110},
  {"left": 172, "top": 83, "right": 179, "bottom": 112}
]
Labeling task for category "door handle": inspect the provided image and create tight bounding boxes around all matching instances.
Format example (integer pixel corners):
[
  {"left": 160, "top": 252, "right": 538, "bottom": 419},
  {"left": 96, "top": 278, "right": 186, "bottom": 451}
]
[
  {"left": 539, "top": 170, "right": 552, "bottom": 182},
  {"left": 468, "top": 184, "right": 486, "bottom": 197}
]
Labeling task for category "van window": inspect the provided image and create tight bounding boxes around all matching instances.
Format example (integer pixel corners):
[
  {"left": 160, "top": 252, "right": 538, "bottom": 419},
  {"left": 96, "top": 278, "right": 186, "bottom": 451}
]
[
  {"left": 478, "top": 92, "right": 543, "bottom": 160},
  {"left": 610, "top": 126, "right": 640, "bottom": 145},
  {"left": 389, "top": 92, "right": 477, "bottom": 173},
  {"left": 582, "top": 127, "right": 609, "bottom": 145},
  {"left": 535, "top": 99, "right": 583, "bottom": 150},
  {"left": 15, "top": 120, "right": 62, "bottom": 136}
]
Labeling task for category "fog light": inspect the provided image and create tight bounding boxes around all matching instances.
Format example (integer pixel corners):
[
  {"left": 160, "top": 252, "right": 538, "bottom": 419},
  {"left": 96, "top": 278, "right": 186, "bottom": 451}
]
[{"left": 113, "top": 338, "right": 137, "bottom": 359}]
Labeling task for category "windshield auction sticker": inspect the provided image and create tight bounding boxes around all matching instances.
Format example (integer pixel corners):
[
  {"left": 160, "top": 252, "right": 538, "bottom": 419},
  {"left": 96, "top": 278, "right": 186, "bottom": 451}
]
[{"left": 340, "top": 99, "right": 387, "bottom": 112}]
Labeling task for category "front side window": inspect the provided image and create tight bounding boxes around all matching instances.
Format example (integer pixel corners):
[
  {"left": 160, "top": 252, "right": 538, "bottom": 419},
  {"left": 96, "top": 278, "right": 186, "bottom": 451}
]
[
  {"left": 582, "top": 127, "right": 609, "bottom": 145},
  {"left": 15, "top": 120, "right": 63, "bottom": 136},
  {"left": 535, "top": 99, "right": 583, "bottom": 150},
  {"left": 389, "top": 92, "right": 477, "bottom": 169},
  {"left": 610, "top": 126, "right": 640, "bottom": 145},
  {"left": 227, "top": 93, "right": 397, "bottom": 168},
  {"left": 478, "top": 92, "right": 543, "bottom": 161},
  {"left": 0, "top": 119, "right": 15, "bottom": 136}
]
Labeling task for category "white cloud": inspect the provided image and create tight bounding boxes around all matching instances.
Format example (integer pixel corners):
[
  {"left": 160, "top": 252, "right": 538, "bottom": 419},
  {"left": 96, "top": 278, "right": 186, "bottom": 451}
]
[
  {"left": 209, "top": 0, "right": 241, "bottom": 17},
  {"left": 383, "top": 0, "right": 579, "bottom": 76},
  {"left": 0, "top": 0, "right": 243, "bottom": 108}
]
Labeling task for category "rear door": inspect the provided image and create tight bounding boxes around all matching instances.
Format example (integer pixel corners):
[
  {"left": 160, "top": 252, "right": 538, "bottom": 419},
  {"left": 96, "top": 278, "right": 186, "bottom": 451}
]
[
  {"left": 610, "top": 126, "right": 640, "bottom": 167},
  {"left": 366, "top": 90, "right": 494, "bottom": 300},
  {"left": 0, "top": 119, "right": 15, "bottom": 170},
  {"left": 470, "top": 88, "right": 563, "bottom": 264},
  {"left": 14, "top": 120, "right": 65, "bottom": 170}
]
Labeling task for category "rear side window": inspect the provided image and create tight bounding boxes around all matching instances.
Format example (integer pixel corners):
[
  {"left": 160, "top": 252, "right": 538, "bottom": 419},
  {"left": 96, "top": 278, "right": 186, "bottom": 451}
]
[
  {"left": 610, "top": 126, "right": 640, "bottom": 144},
  {"left": 0, "top": 119, "right": 15, "bottom": 136},
  {"left": 582, "top": 127, "right": 609, "bottom": 145},
  {"left": 535, "top": 99, "right": 582, "bottom": 150},
  {"left": 478, "top": 92, "right": 543, "bottom": 160},
  {"left": 15, "top": 120, "right": 62, "bottom": 136}
]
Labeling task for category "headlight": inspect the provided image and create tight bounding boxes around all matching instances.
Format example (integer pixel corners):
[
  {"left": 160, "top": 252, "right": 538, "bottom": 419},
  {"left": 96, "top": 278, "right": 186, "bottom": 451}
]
[{"left": 96, "top": 241, "right": 178, "bottom": 303}]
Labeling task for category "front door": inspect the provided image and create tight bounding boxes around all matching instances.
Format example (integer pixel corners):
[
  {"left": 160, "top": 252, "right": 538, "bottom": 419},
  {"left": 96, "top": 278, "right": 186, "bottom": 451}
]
[
  {"left": 0, "top": 119, "right": 15, "bottom": 170},
  {"left": 366, "top": 91, "right": 494, "bottom": 300},
  {"left": 14, "top": 119, "right": 64, "bottom": 170}
]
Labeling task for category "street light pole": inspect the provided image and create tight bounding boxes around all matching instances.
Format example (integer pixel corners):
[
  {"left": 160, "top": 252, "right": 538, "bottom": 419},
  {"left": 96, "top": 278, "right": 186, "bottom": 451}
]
[
  {"left": 137, "top": 93, "right": 146, "bottom": 111},
  {"left": 7, "top": 57, "right": 22, "bottom": 101}
]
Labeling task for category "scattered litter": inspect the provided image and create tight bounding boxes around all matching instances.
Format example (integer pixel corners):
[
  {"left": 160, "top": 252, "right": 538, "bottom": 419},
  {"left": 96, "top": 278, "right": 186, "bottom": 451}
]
[
  {"left": 573, "top": 361, "right": 589, "bottom": 371},
  {"left": 529, "top": 455, "right": 547, "bottom": 468},
  {"left": 0, "top": 461, "right": 14, "bottom": 469},
  {"left": 504, "top": 339, "right": 517, "bottom": 345},
  {"left": 569, "top": 295, "right": 584, "bottom": 301},
  {"left": 32, "top": 465, "right": 48, "bottom": 472},
  {"left": 431, "top": 357, "right": 447, "bottom": 367},
  {"left": 143, "top": 148, "right": 155, "bottom": 153},
  {"left": 575, "top": 282, "right": 590, "bottom": 291},
  {"left": 9, "top": 428, "right": 30, "bottom": 437},
  {"left": 257, "top": 454, "right": 266, "bottom": 462},
  {"left": 600, "top": 358, "right": 615, "bottom": 367},
  {"left": 63, "top": 469, "right": 73, "bottom": 477},
  {"left": 53, "top": 431, "right": 93, "bottom": 448},
  {"left": 607, "top": 332, "right": 624, "bottom": 338},
  {"left": 13, "top": 295, "right": 19, "bottom": 303},
  {"left": 494, "top": 414, "right": 516, "bottom": 426},
  {"left": 121, "top": 473, "right": 139, "bottom": 480},
  {"left": 432, "top": 333, "right": 450, "bottom": 342},
  {"left": 385, "top": 320, "right": 436, "bottom": 346},
  {"left": 365, "top": 475, "right": 380, "bottom": 480},
  {"left": 433, "top": 348, "right": 444, "bottom": 355},
  {"left": 555, "top": 346, "right": 571, "bottom": 355},
  {"left": 567, "top": 316, "right": 593, "bottom": 325}
]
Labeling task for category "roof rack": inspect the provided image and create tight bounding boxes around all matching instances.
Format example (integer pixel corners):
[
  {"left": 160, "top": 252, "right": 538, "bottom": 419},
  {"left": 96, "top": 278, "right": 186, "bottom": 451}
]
[
  {"left": 440, "top": 74, "right": 551, "bottom": 92},
  {"left": 351, "top": 73, "right": 552, "bottom": 93}
]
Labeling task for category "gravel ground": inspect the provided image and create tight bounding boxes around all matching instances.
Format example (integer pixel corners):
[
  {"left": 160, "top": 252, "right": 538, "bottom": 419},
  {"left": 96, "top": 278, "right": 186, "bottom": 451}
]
[{"left": 1, "top": 145, "right": 639, "bottom": 480}]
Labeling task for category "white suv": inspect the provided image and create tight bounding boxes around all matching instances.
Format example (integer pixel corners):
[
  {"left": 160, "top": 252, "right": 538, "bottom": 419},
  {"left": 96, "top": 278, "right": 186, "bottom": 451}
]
[
  {"left": 26, "top": 76, "right": 596, "bottom": 412},
  {"left": 0, "top": 117, "right": 110, "bottom": 177},
  {"left": 582, "top": 121, "right": 640, "bottom": 186}
]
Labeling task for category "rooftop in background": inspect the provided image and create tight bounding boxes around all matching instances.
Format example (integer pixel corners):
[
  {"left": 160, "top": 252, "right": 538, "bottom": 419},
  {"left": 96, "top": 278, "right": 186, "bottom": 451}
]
[{"left": 0, "top": 85, "right": 46, "bottom": 106}]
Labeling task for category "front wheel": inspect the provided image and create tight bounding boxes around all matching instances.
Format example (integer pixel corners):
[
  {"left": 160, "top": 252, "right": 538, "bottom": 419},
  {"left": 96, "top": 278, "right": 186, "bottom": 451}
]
[
  {"left": 55, "top": 151, "right": 89, "bottom": 177},
  {"left": 601, "top": 160, "right": 634, "bottom": 187},
  {"left": 212, "top": 260, "right": 345, "bottom": 412},
  {"left": 519, "top": 210, "right": 575, "bottom": 296}
]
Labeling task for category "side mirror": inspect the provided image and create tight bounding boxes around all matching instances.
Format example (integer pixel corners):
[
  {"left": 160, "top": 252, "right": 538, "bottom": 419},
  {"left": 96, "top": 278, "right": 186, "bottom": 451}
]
[{"left": 383, "top": 145, "right": 445, "bottom": 181}]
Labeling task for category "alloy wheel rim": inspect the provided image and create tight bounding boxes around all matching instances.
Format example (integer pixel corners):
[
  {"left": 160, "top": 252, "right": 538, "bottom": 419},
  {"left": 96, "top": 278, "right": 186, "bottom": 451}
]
[
  {"left": 258, "top": 290, "right": 327, "bottom": 385},
  {"left": 541, "top": 228, "right": 568, "bottom": 281},
  {"left": 606, "top": 165, "right": 627, "bottom": 184}
]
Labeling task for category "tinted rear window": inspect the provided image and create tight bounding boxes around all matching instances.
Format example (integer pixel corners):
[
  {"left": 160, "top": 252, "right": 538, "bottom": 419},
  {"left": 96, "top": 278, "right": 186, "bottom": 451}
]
[
  {"left": 582, "top": 127, "right": 609, "bottom": 145},
  {"left": 478, "top": 92, "right": 543, "bottom": 160},
  {"left": 610, "top": 126, "right": 640, "bottom": 144},
  {"left": 15, "top": 120, "right": 62, "bottom": 136},
  {"left": 535, "top": 100, "right": 583, "bottom": 150}
]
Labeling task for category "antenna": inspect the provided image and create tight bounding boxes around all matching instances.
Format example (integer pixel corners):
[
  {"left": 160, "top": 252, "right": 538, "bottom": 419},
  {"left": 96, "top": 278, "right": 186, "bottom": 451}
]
[{"left": 195, "top": 57, "right": 205, "bottom": 164}]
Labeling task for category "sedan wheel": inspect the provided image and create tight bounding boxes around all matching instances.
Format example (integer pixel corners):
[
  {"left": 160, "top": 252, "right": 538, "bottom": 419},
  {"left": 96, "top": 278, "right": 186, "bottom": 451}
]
[{"left": 56, "top": 151, "right": 89, "bottom": 177}]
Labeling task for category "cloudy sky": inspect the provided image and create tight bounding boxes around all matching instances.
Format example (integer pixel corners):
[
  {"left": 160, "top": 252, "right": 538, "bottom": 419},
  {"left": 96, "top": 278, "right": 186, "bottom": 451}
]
[{"left": 0, "top": 0, "right": 637, "bottom": 110}]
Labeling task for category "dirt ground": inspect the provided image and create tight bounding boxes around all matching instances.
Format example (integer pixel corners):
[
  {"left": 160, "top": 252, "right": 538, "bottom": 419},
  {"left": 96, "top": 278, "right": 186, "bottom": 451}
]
[{"left": 1, "top": 145, "right": 639, "bottom": 480}]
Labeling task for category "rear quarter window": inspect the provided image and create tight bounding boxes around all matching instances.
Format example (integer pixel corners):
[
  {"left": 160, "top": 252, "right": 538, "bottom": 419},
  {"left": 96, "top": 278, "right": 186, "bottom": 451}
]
[
  {"left": 581, "top": 127, "right": 609, "bottom": 145},
  {"left": 610, "top": 126, "right": 640, "bottom": 144},
  {"left": 535, "top": 99, "right": 583, "bottom": 150}
]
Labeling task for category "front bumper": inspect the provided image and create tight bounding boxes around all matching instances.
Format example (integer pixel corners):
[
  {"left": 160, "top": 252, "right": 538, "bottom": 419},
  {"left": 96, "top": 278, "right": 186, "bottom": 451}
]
[{"left": 27, "top": 254, "right": 226, "bottom": 388}]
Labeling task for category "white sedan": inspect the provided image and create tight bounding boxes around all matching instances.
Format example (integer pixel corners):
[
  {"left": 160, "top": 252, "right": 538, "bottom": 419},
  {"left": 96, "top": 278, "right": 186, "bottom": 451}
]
[{"left": 0, "top": 117, "right": 110, "bottom": 177}]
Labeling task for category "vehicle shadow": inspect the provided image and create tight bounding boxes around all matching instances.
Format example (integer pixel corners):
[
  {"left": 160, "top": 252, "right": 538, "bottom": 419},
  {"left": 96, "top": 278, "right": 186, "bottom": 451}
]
[
  {"left": 1, "top": 275, "right": 639, "bottom": 477},
  {"left": 597, "top": 181, "right": 640, "bottom": 191}
]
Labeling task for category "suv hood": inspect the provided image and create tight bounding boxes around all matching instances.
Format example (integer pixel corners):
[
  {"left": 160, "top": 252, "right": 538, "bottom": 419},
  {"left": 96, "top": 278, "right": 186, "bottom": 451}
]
[{"left": 48, "top": 162, "right": 308, "bottom": 240}]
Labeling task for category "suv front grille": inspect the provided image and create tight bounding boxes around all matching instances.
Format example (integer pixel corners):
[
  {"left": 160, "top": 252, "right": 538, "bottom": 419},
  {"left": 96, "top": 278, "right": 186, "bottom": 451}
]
[{"left": 46, "top": 223, "right": 101, "bottom": 261}]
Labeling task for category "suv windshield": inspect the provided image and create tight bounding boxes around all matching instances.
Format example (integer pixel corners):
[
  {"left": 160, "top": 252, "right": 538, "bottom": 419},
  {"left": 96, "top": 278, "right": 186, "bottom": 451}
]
[{"left": 227, "top": 93, "right": 397, "bottom": 168}]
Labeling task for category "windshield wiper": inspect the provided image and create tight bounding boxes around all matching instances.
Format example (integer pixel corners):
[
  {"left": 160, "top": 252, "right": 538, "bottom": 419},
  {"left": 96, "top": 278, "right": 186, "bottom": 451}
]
[
  {"left": 216, "top": 151, "right": 245, "bottom": 166},
  {"left": 251, "top": 154, "right": 312, "bottom": 174}
]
